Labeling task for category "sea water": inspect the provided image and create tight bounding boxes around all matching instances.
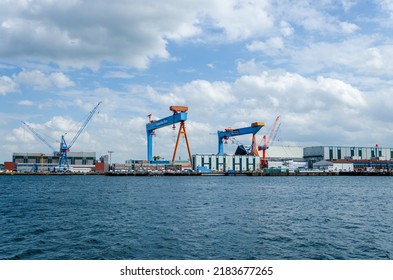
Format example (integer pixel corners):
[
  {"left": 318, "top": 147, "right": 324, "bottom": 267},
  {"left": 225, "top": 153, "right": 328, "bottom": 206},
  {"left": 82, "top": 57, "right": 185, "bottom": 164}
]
[{"left": 0, "top": 175, "right": 392, "bottom": 260}]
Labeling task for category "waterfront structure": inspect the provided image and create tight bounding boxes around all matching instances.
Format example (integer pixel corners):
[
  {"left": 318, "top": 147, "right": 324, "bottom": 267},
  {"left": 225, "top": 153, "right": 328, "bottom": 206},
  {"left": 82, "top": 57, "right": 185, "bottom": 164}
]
[
  {"left": 264, "top": 145, "right": 304, "bottom": 160},
  {"left": 192, "top": 154, "right": 260, "bottom": 172},
  {"left": 11, "top": 152, "right": 98, "bottom": 172},
  {"left": 267, "top": 159, "right": 308, "bottom": 171},
  {"left": 261, "top": 145, "right": 306, "bottom": 170},
  {"left": 313, "top": 160, "right": 354, "bottom": 172},
  {"left": 303, "top": 146, "right": 393, "bottom": 164},
  {"left": 5, "top": 145, "right": 393, "bottom": 173}
]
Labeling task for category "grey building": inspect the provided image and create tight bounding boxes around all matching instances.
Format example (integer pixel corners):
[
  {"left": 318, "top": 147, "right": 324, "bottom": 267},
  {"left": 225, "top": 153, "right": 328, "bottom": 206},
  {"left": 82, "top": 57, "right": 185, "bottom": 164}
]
[
  {"left": 12, "top": 152, "right": 96, "bottom": 172},
  {"left": 303, "top": 146, "right": 393, "bottom": 166}
]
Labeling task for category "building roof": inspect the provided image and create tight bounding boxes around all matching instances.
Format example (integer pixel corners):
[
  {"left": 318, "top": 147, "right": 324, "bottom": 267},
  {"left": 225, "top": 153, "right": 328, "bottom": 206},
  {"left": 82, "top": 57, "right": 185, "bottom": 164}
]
[
  {"left": 265, "top": 145, "right": 304, "bottom": 159},
  {"left": 313, "top": 160, "right": 333, "bottom": 167}
]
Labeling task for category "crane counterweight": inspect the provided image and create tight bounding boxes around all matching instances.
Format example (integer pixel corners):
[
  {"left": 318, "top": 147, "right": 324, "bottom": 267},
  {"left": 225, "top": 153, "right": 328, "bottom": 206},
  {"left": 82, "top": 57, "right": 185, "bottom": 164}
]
[{"left": 170, "top": 106, "right": 188, "bottom": 113}]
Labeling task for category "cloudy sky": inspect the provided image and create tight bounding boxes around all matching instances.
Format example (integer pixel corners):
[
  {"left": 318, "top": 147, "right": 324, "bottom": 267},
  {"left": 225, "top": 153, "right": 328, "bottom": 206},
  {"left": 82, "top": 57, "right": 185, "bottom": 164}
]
[{"left": 1, "top": 0, "right": 393, "bottom": 163}]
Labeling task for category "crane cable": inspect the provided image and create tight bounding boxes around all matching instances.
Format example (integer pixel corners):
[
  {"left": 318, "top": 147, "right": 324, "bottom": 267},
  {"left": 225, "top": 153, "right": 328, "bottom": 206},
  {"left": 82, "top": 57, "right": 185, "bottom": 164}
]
[{"left": 64, "top": 108, "right": 96, "bottom": 136}]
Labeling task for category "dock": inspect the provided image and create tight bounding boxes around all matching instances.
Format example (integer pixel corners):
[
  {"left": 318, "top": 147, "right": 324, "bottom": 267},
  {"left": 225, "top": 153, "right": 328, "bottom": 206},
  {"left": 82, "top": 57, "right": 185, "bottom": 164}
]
[{"left": 2, "top": 171, "right": 393, "bottom": 176}]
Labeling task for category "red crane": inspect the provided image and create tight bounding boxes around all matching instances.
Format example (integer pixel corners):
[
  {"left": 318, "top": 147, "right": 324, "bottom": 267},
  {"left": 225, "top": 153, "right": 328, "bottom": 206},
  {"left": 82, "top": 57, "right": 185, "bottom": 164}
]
[{"left": 258, "top": 115, "right": 280, "bottom": 168}]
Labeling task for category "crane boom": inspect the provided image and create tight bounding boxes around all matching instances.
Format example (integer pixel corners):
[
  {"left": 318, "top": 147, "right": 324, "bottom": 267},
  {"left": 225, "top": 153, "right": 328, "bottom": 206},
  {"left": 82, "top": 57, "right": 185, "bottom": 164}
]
[
  {"left": 259, "top": 115, "right": 280, "bottom": 167},
  {"left": 271, "top": 122, "right": 281, "bottom": 145},
  {"left": 21, "top": 121, "right": 57, "bottom": 154},
  {"left": 261, "top": 115, "right": 280, "bottom": 148},
  {"left": 68, "top": 101, "right": 102, "bottom": 148}
]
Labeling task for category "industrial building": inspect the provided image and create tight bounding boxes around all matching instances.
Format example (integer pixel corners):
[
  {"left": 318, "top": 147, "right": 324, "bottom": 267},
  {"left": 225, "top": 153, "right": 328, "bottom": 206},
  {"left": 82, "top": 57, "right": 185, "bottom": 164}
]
[
  {"left": 192, "top": 154, "right": 260, "bottom": 172},
  {"left": 265, "top": 145, "right": 304, "bottom": 160},
  {"left": 304, "top": 146, "right": 393, "bottom": 163},
  {"left": 17, "top": 102, "right": 102, "bottom": 172},
  {"left": 313, "top": 160, "right": 354, "bottom": 172},
  {"left": 303, "top": 145, "right": 393, "bottom": 171},
  {"left": 8, "top": 152, "right": 104, "bottom": 173}
]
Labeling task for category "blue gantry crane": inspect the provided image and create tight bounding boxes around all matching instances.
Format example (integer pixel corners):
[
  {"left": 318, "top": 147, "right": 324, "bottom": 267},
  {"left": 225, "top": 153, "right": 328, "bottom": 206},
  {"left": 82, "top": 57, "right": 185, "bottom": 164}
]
[
  {"left": 146, "top": 106, "right": 192, "bottom": 164},
  {"left": 22, "top": 101, "right": 101, "bottom": 171},
  {"left": 217, "top": 122, "right": 265, "bottom": 155}
]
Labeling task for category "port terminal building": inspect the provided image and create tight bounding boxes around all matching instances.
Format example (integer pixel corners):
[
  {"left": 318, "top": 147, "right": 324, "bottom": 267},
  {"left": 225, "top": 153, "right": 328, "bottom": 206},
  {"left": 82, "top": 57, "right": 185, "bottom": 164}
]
[
  {"left": 304, "top": 146, "right": 393, "bottom": 163},
  {"left": 6, "top": 152, "right": 105, "bottom": 173},
  {"left": 304, "top": 146, "right": 393, "bottom": 171}
]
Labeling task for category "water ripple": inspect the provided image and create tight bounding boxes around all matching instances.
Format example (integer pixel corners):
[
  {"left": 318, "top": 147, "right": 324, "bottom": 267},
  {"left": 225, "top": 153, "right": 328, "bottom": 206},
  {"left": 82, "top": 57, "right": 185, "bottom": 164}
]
[{"left": 1, "top": 175, "right": 393, "bottom": 259}]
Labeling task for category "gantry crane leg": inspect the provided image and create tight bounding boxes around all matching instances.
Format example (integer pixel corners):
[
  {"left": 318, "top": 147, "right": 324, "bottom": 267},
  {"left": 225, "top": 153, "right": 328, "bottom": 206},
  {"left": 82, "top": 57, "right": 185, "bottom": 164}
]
[{"left": 172, "top": 121, "right": 192, "bottom": 164}]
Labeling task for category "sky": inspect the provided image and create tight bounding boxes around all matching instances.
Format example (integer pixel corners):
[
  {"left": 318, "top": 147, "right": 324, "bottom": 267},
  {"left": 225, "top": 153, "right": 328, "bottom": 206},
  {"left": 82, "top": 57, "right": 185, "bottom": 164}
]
[{"left": 1, "top": 0, "right": 393, "bottom": 164}]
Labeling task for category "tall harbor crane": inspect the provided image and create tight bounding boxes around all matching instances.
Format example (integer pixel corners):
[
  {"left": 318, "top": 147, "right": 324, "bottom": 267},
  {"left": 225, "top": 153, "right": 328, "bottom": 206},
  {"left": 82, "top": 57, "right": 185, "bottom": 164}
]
[
  {"left": 146, "top": 106, "right": 192, "bottom": 165},
  {"left": 259, "top": 115, "right": 280, "bottom": 167},
  {"left": 217, "top": 122, "right": 265, "bottom": 155},
  {"left": 22, "top": 101, "right": 102, "bottom": 171}
]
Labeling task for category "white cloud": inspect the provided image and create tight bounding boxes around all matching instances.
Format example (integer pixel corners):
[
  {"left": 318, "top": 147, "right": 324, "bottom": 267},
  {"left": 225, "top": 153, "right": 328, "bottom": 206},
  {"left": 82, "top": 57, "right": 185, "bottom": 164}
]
[
  {"left": 0, "top": 0, "right": 366, "bottom": 76},
  {"left": 172, "top": 80, "right": 236, "bottom": 121},
  {"left": 13, "top": 70, "right": 74, "bottom": 90},
  {"left": 0, "top": 0, "right": 277, "bottom": 70},
  {"left": 14, "top": 70, "right": 51, "bottom": 90},
  {"left": 237, "top": 59, "right": 261, "bottom": 75},
  {"left": 279, "top": 21, "right": 294, "bottom": 37},
  {"left": 49, "top": 72, "right": 75, "bottom": 88},
  {"left": 340, "top": 21, "right": 359, "bottom": 33},
  {"left": 103, "top": 71, "right": 134, "bottom": 79},
  {"left": 315, "top": 76, "right": 366, "bottom": 108},
  {"left": 144, "top": 86, "right": 185, "bottom": 108},
  {"left": 0, "top": 76, "right": 18, "bottom": 95},
  {"left": 11, "top": 127, "right": 36, "bottom": 144},
  {"left": 290, "top": 36, "right": 393, "bottom": 76},
  {"left": 0, "top": 1, "right": 185, "bottom": 69},
  {"left": 341, "top": 0, "right": 357, "bottom": 12},
  {"left": 200, "top": 0, "right": 274, "bottom": 41},
  {"left": 18, "top": 100, "right": 34, "bottom": 106},
  {"left": 380, "top": 0, "right": 393, "bottom": 19},
  {"left": 274, "top": 1, "right": 362, "bottom": 35},
  {"left": 247, "top": 37, "right": 284, "bottom": 53}
]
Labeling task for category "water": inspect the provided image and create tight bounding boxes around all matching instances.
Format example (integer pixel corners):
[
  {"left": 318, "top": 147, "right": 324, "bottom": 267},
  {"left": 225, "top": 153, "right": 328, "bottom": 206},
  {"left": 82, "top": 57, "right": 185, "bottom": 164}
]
[{"left": 0, "top": 175, "right": 392, "bottom": 260}]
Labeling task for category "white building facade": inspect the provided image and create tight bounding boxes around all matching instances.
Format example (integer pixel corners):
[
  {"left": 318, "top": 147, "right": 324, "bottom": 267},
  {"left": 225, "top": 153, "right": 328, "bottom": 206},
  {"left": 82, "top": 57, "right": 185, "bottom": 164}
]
[
  {"left": 192, "top": 154, "right": 260, "bottom": 172},
  {"left": 304, "top": 146, "right": 393, "bottom": 165}
]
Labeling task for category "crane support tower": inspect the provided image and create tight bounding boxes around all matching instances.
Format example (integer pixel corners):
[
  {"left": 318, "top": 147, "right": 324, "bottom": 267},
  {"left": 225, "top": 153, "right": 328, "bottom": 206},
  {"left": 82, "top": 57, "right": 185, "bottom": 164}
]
[
  {"left": 22, "top": 101, "right": 102, "bottom": 171},
  {"left": 217, "top": 122, "right": 264, "bottom": 155},
  {"left": 146, "top": 106, "right": 192, "bottom": 165}
]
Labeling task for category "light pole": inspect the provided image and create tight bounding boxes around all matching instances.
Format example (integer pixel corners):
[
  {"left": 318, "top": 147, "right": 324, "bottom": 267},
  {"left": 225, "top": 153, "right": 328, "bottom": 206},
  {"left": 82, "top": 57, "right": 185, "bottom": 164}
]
[{"left": 108, "top": 151, "right": 114, "bottom": 171}]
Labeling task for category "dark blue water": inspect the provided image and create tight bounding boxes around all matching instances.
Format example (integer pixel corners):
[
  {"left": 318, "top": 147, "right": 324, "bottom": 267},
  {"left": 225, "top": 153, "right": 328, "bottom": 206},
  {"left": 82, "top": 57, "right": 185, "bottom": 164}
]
[{"left": 1, "top": 175, "right": 392, "bottom": 260}]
